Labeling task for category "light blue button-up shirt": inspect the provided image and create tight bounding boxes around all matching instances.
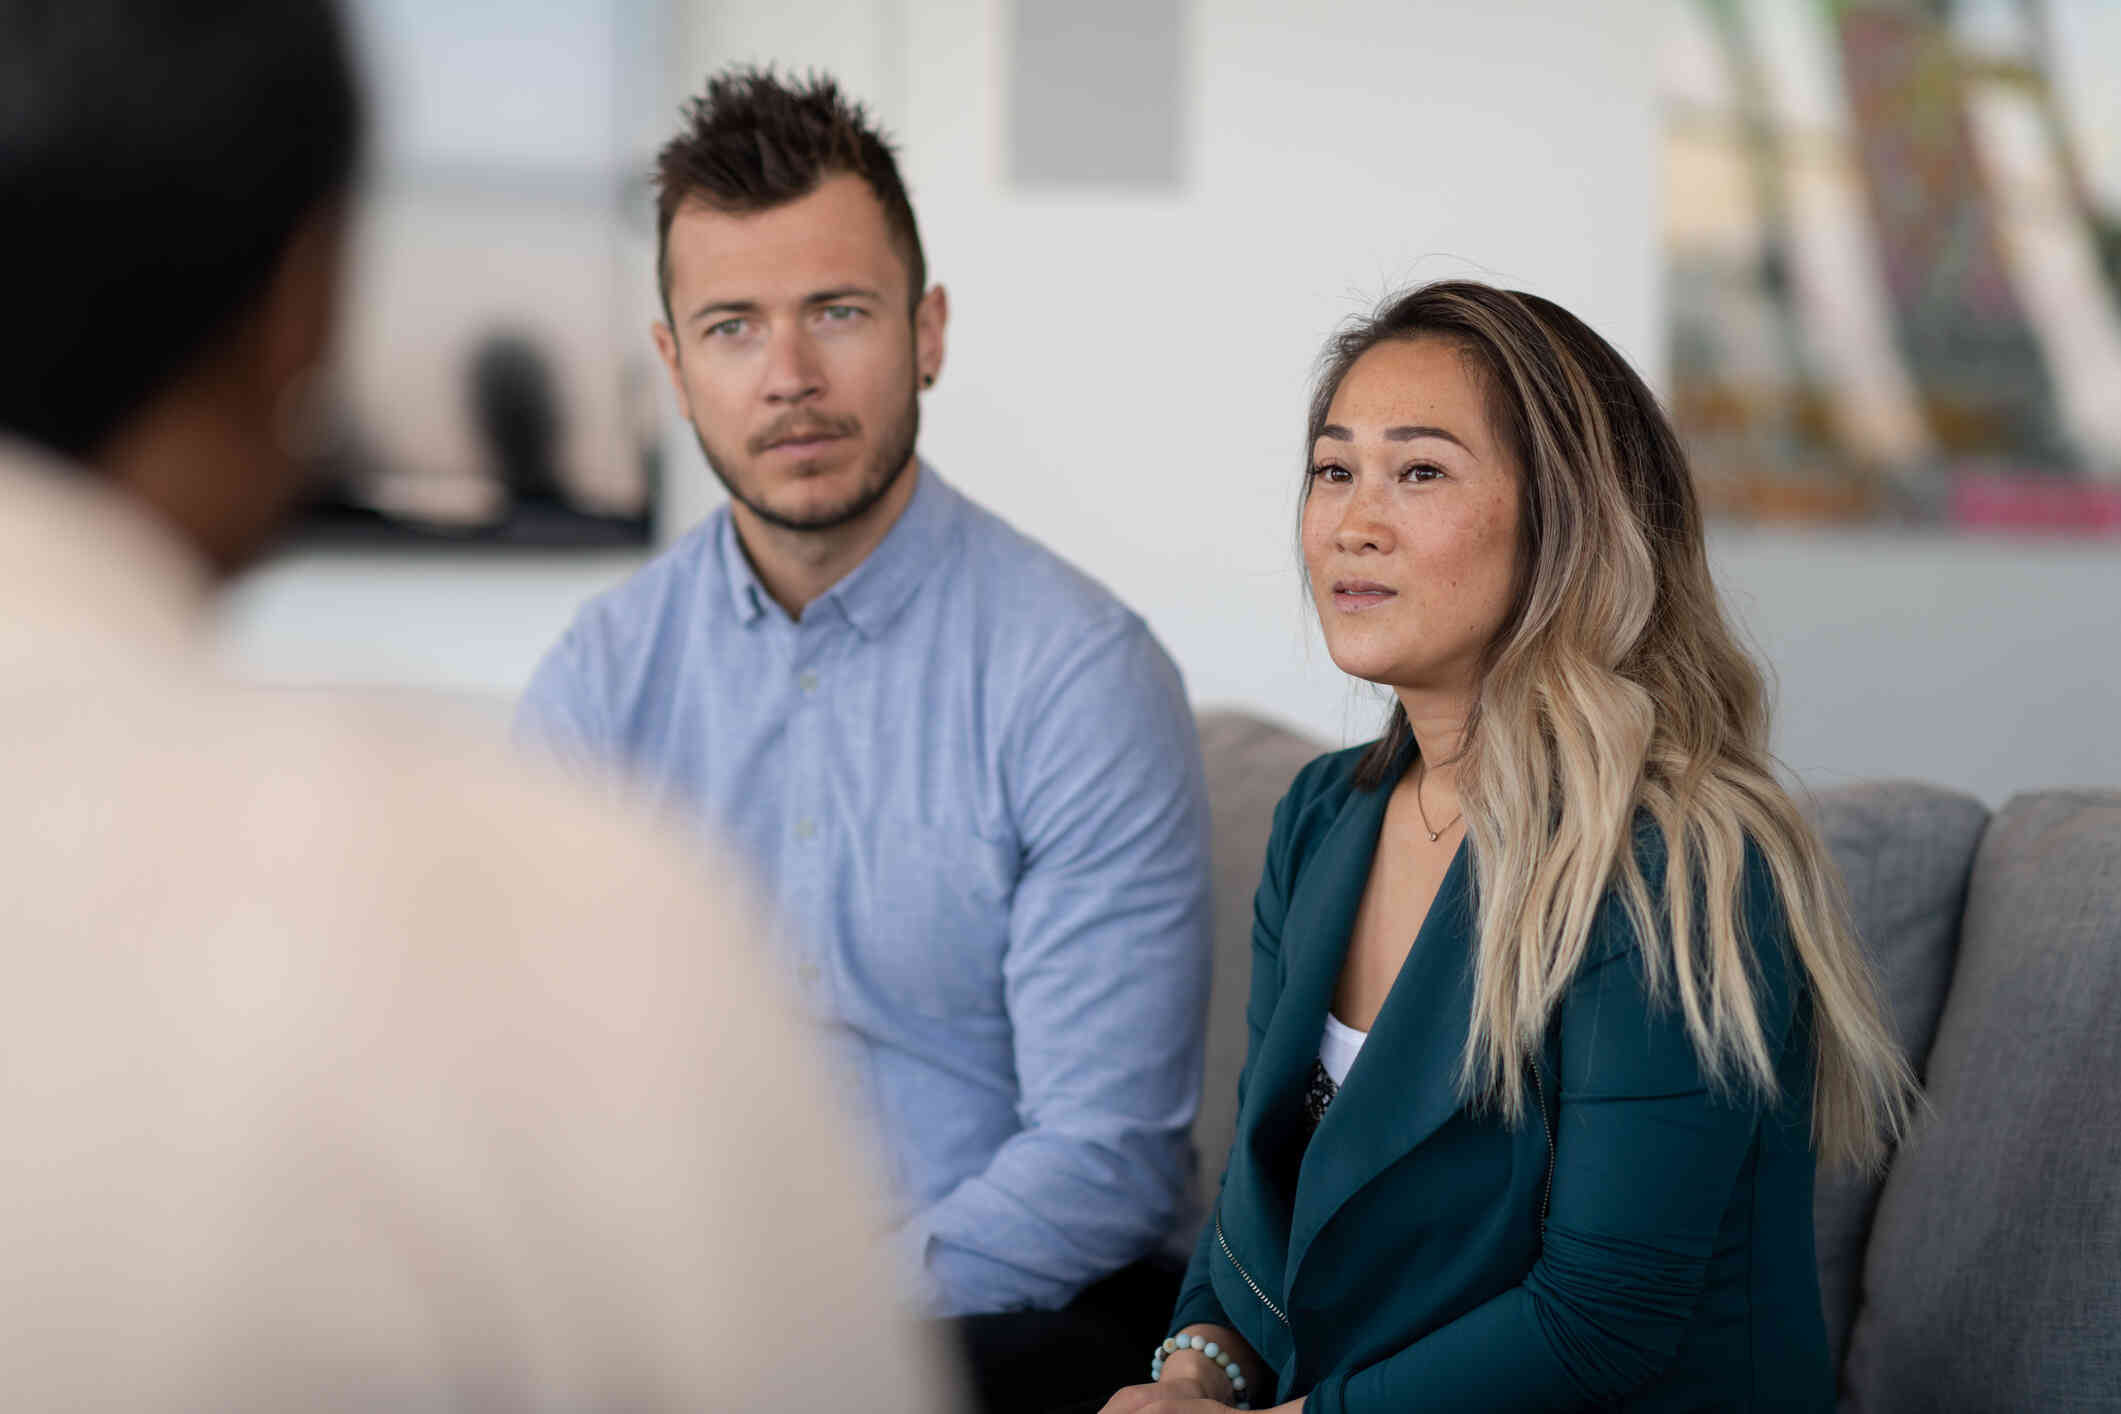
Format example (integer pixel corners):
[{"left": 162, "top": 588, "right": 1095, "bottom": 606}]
[{"left": 516, "top": 466, "right": 1213, "bottom": 1317}]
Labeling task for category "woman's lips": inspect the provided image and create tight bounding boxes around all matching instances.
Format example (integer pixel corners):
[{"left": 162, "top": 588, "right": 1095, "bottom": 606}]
[{"left": 1331, "top": 581, "right": 1397, "bottom": 612}]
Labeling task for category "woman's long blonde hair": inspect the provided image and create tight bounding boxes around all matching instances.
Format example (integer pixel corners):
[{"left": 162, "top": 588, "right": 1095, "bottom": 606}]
[{"left": 1309, "top": 282, "right": 1914, "bottom": 1170}]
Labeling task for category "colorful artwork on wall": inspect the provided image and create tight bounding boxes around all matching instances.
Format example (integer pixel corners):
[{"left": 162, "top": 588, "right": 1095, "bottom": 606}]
[{"left": 1663, "top": 0, "right": 2121, "bottom": 534}]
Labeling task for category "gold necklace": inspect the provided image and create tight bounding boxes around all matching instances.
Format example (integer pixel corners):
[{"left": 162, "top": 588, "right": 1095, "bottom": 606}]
[{"left": 1413, "top": 757, "right": 1463, "bottom": 844}]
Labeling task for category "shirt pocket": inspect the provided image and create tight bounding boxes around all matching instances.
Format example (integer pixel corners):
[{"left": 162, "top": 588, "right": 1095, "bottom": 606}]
[{"left": 853, "top": 815, "right": 1017, "bottom": 1019}]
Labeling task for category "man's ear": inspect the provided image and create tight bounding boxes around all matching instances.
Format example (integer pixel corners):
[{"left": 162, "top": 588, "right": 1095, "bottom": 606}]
[
  {"left": 257, "top": 201, "right": 347, "bottom": 397},
  {"left": 914, "top": 283, "right": 948, "bottom": 389},
  {"left": 651, "top": 318, "right": 690, "bottom": 415}
]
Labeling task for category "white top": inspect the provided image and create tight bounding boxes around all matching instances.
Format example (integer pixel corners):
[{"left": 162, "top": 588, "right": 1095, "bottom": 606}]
[{"left": 1318, "top": 1012, "right": 1372, "bottom": 1089}]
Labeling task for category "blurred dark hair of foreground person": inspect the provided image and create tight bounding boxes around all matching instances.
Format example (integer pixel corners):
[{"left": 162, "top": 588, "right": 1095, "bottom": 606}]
[{"left": 0, "top": 2, "right": 960, "bottom": 1408}]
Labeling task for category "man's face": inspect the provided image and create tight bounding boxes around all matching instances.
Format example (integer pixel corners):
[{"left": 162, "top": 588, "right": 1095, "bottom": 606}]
[{"left": 653, "top": 173, "right": 945, "bottom": 533}]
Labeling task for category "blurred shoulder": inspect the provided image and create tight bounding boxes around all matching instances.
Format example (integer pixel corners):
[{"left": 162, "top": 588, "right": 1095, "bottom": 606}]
[{"left": 140, "top": 678, "right": 760, "bottom": 960}]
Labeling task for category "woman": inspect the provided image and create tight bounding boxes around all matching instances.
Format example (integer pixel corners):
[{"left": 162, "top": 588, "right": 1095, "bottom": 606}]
[{"left": 1100, "top": 282, "right": 1914, "bottom": 1413}]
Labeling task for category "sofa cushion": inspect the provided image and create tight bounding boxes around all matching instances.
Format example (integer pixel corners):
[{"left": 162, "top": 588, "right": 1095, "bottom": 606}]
[
  {"left": 1805, "top": 782, "right": 1990, "bottom": 1367},
  {"left": 1840, "top": 789, "right": 2121, "bottom": 1411},
  {"left": 1191, "top": 710, "right": 1327, "bottom": 1220}
]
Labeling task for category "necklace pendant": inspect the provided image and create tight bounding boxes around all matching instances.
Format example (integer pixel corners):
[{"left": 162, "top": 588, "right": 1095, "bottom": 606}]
[{"left": 1426, "top": 830, "right": 1439, "bottom": 843}]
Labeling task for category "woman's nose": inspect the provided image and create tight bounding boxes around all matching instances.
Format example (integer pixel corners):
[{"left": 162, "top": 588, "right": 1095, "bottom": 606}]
[{"left": 1333, "top": 481, "right": 1394, "bottom": 554}]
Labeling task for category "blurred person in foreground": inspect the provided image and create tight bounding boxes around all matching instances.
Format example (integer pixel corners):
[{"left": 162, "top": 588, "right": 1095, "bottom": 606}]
[
  {"left": 0, "top": 4, "right": 954, "bottom": 1409},
  {"left": 515, "top": 68, "right": 1214, "bottom": 1412},
  {"left": 1098, "top": 284, "right": 1916, "bottom": 1414}
]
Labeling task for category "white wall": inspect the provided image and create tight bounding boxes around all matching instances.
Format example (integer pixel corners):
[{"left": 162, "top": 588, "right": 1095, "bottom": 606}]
[
  {"left": 1711, "top": 530, "right": 2121, "bottom": 804},
  {"left": 895, "top": 0, "right": 1665, "bottom": 744},
  {"left": 221, "top": 0, "right": 2121, "bottom": 805},
  {"left": 218, "top": 550, "right": 638, "bottom": 713}
]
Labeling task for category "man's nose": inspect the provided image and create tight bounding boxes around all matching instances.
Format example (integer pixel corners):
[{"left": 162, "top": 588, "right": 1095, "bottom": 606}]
[{"left": 761, "top": 326, "right": 824, "bottom": 404}]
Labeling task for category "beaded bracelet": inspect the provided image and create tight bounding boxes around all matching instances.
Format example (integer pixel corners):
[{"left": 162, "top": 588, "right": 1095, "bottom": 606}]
[{"left": 1149, "top": 1333, "right": 1251, "bottom": 1409}]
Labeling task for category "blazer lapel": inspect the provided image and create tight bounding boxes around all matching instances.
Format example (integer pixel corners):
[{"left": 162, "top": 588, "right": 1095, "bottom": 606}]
[
  {"left": 1234, "top": 774, "right": 1398, "bottom": 1211},
  {"left": 1285, "top": 837, "right": 1476, "bottom": 1291}
]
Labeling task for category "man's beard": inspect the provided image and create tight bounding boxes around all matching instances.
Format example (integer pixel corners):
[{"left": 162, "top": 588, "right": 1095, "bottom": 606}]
[{"left": 694, "top": 384, "right": 921, "bottom": 535}]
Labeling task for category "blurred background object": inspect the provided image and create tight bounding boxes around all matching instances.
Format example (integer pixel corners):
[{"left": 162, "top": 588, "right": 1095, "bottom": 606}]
[
  {"left": 1664, "top": 0, "right": 2121, "bottom": 533},
  {"left": 294, "top": 0, "right": 662, "bottom": 548},
  {"left": 220, "top": 0, "right": 2119, "bottom": 808}
]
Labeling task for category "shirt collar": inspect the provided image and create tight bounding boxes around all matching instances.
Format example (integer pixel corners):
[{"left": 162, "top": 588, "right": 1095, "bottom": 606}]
[
  {"left": 719, "top": 460, "right": 960, "bottom": 639},
  {"left": 719, "top": 510, "right": 768, "bottom": 625}
]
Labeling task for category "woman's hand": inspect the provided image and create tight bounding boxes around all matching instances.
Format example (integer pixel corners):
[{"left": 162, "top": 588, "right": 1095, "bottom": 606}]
[
  {"left": 1096, "top": 1383, "right": 1304, "bottom": 1414},
  {"left": 1098, "top": 1344, "right": 1230, "bottom": 1410},
  {"left": 1099, "top": 1323, "right": 1264, "bottom": 1410},
  {"left": 1094, "top": 1378, "right": 1222, "bottom": 1413}
]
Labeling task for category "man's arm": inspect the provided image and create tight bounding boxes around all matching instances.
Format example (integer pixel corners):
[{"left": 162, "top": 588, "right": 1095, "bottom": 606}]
[
  {"left": 892, "top": 616, "right": 1214, "bottom": 1315},
  {"left": 513, "top": 617, "right": 615, "bottom": 770}
]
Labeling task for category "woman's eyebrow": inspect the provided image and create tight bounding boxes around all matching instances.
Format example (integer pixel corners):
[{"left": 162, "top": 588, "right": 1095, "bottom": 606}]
[{"left": 1318, "top": 422, "right": 1474, "bottom": 454}]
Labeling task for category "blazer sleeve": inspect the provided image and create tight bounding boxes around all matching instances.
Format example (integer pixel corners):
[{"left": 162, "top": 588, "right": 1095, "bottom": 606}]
[
  {"left": 1168, "top": 761, "right": 1319, "bottom": 1335},
  {"left": 1304, "top": 847, "right": 1805, "bottom": 1414}
]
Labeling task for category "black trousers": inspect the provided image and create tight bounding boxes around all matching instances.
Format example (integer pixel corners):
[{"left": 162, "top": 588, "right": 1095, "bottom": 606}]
[{"left": 939, "top": 1259, "right": 1180, "bottom": 1414}]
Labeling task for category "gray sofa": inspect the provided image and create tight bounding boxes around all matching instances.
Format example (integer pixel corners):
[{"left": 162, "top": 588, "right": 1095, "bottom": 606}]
[{"left": 1191, "top": 709, "right": 2121, "bottom": 1412}]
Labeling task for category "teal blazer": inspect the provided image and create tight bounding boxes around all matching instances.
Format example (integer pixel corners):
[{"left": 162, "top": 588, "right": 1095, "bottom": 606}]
[{"left": 1173, "top": 745, "right": 1832, "bottom": 1412}]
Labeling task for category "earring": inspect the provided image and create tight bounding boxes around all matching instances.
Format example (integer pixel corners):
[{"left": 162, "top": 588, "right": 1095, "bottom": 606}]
[{"left": 922, "top": 373, "right": 935, "bottom": 389}]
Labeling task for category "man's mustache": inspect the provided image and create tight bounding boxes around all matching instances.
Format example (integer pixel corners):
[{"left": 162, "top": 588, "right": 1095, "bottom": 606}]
[{"left": 748, "top": 411, "right": 861, "bottom": 456}]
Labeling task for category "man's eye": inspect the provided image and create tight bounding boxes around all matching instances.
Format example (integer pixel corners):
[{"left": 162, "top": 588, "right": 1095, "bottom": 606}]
[
  {"left": 705, "top": 318, "right": 745, "bottom": 339},
  {"left": 820, "top": 304, "right": 863, "bottom": 323}
]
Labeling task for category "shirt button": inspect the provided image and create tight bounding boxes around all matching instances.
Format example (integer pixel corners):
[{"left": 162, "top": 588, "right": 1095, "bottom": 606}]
[
  {"left": 795, "top": 817, "right": 818, "bottom": 841},
  {"left": 798, "top": 670, "right": 819, "bottom": 694}
]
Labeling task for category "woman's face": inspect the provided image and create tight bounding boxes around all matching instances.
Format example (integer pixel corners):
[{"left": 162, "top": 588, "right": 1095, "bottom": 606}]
[{"left": 1301, "top": 337, "right": 1523, "bottom": 704}]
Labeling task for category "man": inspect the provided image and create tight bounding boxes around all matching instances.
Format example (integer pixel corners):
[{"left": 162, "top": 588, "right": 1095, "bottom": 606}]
[
  {"left": 0, "top": 6, "right": 952, "bottom": 1409},
  {"left": 516, "top": 68, "right": 1214, "bottom": 1408}
]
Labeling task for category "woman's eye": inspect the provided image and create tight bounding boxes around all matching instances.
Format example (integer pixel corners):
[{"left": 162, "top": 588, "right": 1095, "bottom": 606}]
[
  {"left": 1307, "top": 463, "right": 1350, "bottom": 483},
  {"left": 1402, "top": 463, "right": 1444, "bottom": 483}
]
